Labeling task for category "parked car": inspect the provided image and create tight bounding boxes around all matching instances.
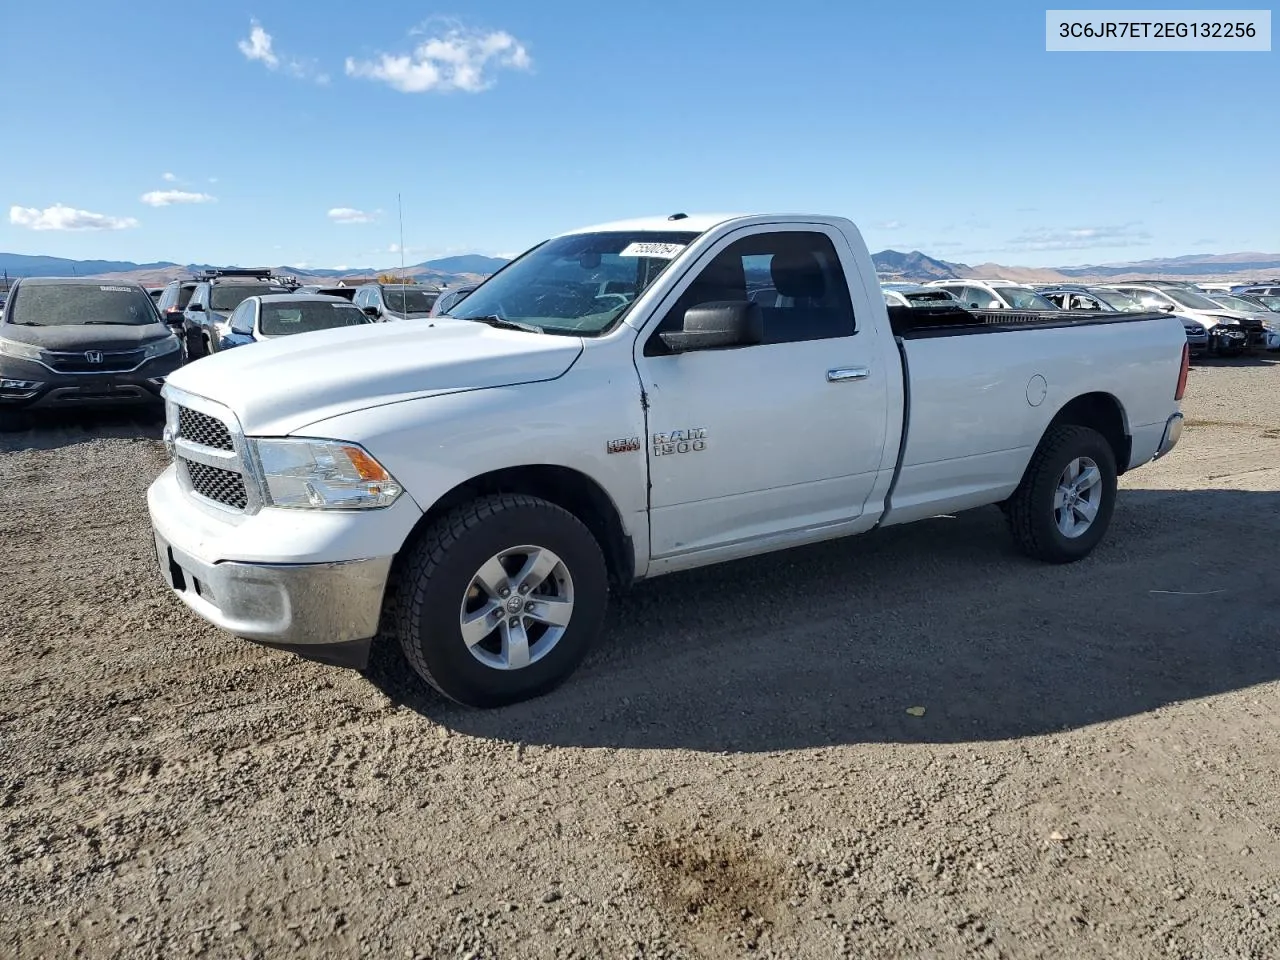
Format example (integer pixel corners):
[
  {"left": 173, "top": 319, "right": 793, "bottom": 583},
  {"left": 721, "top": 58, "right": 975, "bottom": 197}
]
[
  {"left": 147, "top": 287, "right": 165, "bottom": 304},
  {"left": 147, "top": 212, "right": 1189, "bottom": 707},
  {"left": 925, "top": 279, "right": 1060, "bottom": 311},
  {"left": 1232, "top": 292, "right": 1280, "bottom": 313},
  {"left": 212, "top": 295, "right": 375, "bottom": 351},
  {"left": 0, "top": 278, "right": 182, "bottom": 430},
  {"left": 352, "top": 282, "right": 441, "bottom": 321},
  {"left": 180, "top": 268, "right": 293, "bottom": 361},
  {"left": 1201, "top": 293, "right": 1280, "bottom": 351},
  {"left": 155, "top": 278, "right": 201, "bottom": 329},
  {"left": 429, "top": 284, "right": 479, "bottom": 317},
  {"left": 294, "top": 285, "right": 358, "bottom": 302},
  {"left": 880, "top": 283, "right": 964, "bottom": 309},
  {"left": 1230, "top": 282, "right": 1280, "bottom": 297},
  {"left": 1037, "top": 285, "right": 1209, "bottom": 354},
  {"left": 1105, "top": 283, "right": 1263, "bottom": 354}
]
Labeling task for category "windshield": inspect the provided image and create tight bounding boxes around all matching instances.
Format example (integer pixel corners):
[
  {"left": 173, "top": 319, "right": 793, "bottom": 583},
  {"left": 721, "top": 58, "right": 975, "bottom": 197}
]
[
  {"left": 1208, "top": 294, "right": 1262, "bottom": 313},
  {"left": 382, "top": 287, "right": 438, "bottom": 315},
  {"left": 1165, "top": 288, "right": 1225, "bottom": 311},
  {"left": 9, "top": 283, "right": 158, "bottom": 326},
  {"left": 1252, "top": 294, "right": 1280, "bottom": 311},
  {"left": 904, "top": 290, "right": 959, "bottom": 307},
  {"left": 210, "top": 283, "right": 290, "bottom": 312},
  {"left": 444, "top": 230, "right": 701, "bottom": 335},
  {"left": 1094, "top": 289, "right": 1146, "bottom": 311},
  {"left": 994, "top": 287, "right": 1058, "bottom": 310},
  {"left": 259, "top": 301, "right": 371, "bottom": 337}
]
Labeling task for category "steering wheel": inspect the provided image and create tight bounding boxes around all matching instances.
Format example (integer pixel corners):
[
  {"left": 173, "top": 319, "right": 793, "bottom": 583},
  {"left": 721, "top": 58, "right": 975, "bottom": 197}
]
[{"left": 592, "top": 294, "right": 629, "bottom": 312}]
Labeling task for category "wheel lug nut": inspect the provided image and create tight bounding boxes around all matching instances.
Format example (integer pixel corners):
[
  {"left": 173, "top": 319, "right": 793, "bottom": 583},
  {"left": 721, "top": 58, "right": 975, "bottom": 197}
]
[
  {"left": 508, "top": 618, "right": 518, "bottom": 628},
  {"left": 519, "top": 584, "right": 530, "bottom": 594},
  {"left": 499, "top": 587, "right": 510, "bottom": 597}
]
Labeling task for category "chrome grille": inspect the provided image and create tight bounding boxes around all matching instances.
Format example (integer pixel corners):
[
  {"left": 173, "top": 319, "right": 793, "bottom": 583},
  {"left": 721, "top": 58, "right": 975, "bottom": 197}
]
[
  {"left": 46, "top": 348, "right": 146, "bottom": 374},
  {"left": 178, "top": 406, "right": 234, "bottom": 451},
  {"left": 183, "top": 460, "right": 248, "bottom": 510}
]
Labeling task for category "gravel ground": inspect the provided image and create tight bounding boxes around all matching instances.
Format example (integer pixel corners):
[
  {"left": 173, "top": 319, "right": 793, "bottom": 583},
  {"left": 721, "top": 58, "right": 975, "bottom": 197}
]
[{"left": 2, "top": 358, "right": 1279, "bottom": 960}]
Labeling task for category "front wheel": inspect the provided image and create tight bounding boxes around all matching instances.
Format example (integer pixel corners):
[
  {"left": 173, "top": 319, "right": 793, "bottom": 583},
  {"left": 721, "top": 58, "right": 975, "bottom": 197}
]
[
  {"left": 1004, "top": 424, "right": 1118, "bottom": 564},
  {"left": 390, "top": 494, "right": 609, "bottom": 707}
]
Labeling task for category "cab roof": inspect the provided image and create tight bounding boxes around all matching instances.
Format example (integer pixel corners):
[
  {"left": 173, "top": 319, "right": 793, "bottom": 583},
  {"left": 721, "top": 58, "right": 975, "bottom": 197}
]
[{"left": 554, "top": 213, "right": 851, "bottom": 237}]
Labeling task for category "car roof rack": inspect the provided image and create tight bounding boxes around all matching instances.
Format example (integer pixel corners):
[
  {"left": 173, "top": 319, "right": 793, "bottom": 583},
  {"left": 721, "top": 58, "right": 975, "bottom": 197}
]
[{"left": 195, "top": 267, "right": 278, "bottom": 281}]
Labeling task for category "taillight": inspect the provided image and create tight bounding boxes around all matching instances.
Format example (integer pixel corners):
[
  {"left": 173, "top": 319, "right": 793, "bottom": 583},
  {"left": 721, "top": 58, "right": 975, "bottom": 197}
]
[{"left": 1174, "top": 342, "right": 1189, "bottom": 401}]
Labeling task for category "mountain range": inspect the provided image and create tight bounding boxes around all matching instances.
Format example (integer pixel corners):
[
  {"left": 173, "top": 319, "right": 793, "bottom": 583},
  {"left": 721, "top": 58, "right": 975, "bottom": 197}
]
[{"left": 2, "top": 250, "right": 1278, "bottom": 288}]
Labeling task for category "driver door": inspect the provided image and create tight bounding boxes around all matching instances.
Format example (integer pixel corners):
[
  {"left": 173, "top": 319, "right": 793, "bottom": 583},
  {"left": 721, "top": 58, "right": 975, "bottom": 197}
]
[{"left": 635, "top": 226, "right": 891, "bottom": 564}]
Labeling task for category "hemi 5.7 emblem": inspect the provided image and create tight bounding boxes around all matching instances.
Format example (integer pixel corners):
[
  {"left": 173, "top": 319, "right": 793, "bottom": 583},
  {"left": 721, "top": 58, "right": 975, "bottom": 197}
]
[
  {"left": 652, "top": 428, "right": 707, "bottom": 456},
  {"left": 606, "top": 437, "right": 642, "bottom": 454}
]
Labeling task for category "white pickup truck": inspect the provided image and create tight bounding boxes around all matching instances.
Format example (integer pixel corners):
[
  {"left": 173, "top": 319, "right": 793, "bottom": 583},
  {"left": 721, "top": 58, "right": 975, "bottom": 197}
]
[{"left": 148, "top": 213, "right": 1189, "bottom": 707}]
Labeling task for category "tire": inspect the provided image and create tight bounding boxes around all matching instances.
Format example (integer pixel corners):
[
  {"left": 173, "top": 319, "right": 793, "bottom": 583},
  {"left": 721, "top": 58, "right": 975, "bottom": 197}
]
[
  {"left": 391, "top": 493, "right": 609, "bottom": 707},
  {"left": 1005, "top": 424, "right": 1117, "bottom": 564},
  {"left": 184, "top": 328, "right": 206, "bottom": 362}
]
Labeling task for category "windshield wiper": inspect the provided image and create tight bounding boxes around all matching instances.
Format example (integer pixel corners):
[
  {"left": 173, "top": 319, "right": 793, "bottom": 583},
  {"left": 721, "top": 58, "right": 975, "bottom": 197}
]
[
  {"left": 83, "top": 320, "right": 139, "bottom": 325},
  {"left": 458, "top": 315, "right": 544, "bottom": 334}
]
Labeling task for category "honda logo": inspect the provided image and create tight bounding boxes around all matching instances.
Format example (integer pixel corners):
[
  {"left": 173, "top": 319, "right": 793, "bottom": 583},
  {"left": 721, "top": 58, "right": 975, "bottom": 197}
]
[{"left": 85, "top": 351, "right": 103, "bottom": 364}]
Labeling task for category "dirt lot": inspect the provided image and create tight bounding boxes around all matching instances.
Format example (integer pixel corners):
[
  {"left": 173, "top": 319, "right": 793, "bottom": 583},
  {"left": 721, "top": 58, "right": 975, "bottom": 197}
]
[{"left": 2, "top": 358, "right": 1279, "bottom": 960}]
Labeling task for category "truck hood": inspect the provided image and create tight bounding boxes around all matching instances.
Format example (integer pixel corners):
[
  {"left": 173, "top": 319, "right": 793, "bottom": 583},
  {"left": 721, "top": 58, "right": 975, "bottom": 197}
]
[{"left": 165, "top": 318, "right": 583, "bottom": 436}]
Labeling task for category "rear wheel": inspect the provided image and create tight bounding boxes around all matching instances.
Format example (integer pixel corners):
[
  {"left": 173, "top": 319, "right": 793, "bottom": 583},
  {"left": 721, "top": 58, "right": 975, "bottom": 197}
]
[
  {"left": 1005, "top": 424, "right": 1117, "bottom": 564},
  {"left": 390, "top": 494, "right": 609, "bottom": 707}
]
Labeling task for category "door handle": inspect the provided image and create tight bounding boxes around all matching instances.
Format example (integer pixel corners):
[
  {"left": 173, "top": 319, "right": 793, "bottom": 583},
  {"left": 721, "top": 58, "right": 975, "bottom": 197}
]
[{"left": 827, "top": 367, "right": 870, "bottom": 383}]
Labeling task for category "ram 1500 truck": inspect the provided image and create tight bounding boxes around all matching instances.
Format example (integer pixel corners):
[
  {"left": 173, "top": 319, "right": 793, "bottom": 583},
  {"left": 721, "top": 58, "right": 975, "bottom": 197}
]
[{"left": 147, "top": 213, "right": 1189, "bottom": 707}]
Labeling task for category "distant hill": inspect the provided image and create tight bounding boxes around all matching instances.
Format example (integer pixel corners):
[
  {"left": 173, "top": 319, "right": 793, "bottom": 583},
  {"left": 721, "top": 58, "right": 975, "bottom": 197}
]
[
  {"left": 0, "top": 253, "right": 179, "bottom": 277},
  {"left": 871, "top": 250, "right": 968, "bottom": 281},
  {"left": 4, "top": 248, "right": 1278, "bottom": 288}
]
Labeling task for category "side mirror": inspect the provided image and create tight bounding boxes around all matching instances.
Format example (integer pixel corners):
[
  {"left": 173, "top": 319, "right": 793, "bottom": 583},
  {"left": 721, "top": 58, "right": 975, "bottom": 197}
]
[
  {"left": 188, "top": 302, "right": 205, "bottom": 312},
  {"left": 163, "top": 311, "right": 184, "bottom": 328},
  {"left": 1162, "top": 303, "right": 1177, "bottom": 312},
  {"left": 659, "top": 300, "right": 764, "bottom": 353},
  {"left": 362, "top": 306, "right": 380, "bottom": 318}
]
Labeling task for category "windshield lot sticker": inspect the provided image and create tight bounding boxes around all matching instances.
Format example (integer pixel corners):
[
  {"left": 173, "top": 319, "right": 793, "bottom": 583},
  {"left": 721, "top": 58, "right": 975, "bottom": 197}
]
[
  {"left": 619, "top": 242, "right": 686, "bottom": 259},
  {"left": 652, "top": 428, "right": 707, "bottom": 456},
  {"left": 99, "top": 285, "right": 133, "bottom": 292}
]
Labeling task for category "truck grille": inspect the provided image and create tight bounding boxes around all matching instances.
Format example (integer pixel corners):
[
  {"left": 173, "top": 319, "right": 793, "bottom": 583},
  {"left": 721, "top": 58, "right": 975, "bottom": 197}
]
[
  {"left": 45, "top": 348, "right": 146, "bottom": 374},
  {"left": 183, "top": 460, "right": 249, "bottom": 510},
  {"left": 178, "top": 406, "right": 234, "bottom": 451}
]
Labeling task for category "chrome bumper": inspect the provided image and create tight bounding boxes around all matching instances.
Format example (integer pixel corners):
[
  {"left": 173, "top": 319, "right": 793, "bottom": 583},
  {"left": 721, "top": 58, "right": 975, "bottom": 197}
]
[
  {"left": 154, "top": 532, "right": 392, "bottom": 647},
  {"left": 1155, "top": 412, "right": 1184, "bottom": 460}
]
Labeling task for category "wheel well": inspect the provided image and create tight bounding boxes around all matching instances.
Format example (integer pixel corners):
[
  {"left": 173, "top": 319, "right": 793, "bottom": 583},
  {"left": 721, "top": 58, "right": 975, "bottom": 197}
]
[
  {"left": 408, "top": 466, "right": 635, "bottom": 589},
  {"left": 1047, "top": 392, "right": 1130, "bottom": 474}
]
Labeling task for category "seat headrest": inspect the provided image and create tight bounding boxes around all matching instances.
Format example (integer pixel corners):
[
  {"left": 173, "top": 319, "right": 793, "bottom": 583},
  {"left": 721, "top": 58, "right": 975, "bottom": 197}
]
[{"left": 770, "top": 251, "right": 826, "bottom": 300}]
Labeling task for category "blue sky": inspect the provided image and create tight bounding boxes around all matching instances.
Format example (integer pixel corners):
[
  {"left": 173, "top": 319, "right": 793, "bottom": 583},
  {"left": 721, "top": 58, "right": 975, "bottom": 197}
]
[{"left": 1, "top": 0, "right": 1275, "bottom": 269}]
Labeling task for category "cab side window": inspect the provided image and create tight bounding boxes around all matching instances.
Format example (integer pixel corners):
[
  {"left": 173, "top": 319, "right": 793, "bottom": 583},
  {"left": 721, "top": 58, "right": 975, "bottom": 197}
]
[{"left": 646, "top": 231, "right": 856, "bottom": 355}]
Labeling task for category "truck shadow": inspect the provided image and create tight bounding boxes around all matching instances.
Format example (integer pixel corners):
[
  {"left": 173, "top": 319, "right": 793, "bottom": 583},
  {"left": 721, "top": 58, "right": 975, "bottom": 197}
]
[{"left": 368, "top": 486, "right": 1280, "bottom": 751}]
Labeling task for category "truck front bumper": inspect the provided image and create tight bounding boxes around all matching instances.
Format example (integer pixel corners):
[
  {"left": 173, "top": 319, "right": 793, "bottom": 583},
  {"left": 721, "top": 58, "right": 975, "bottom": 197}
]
[
  {"left": 146, "top": 462, "right": 419, "bottom": 669},
  {"left": 154, "top": 531, "right": 392, "bottom": 660}
]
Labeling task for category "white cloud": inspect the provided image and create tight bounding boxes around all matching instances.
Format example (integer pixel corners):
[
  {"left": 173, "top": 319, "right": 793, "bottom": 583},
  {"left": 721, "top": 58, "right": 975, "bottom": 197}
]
[
  {"left": 140, "top": 189, "right": 216, "bottom": 207},
  {"left": 208, "top": 177, "right": 219, "bottom": 184},
  {"left": 162, "top": 171, "right": 178, "bottom": 182},
  {"left": 238, "top": 19, "right": 279, "bottom": 68},
  {"left": 871, "top": 220, "right": 902, "bottom": 230},
  {"left": 1007, "top": 224, "right": 1152, "bottom": 252},
  {"left": 345, "top": 24, "right": 532, "bottom": 93},
  {"left": 328, "top": 207, "right": 379, "bottom": 224},
  {"left": 9, "top": 203, "right": 139, "bottom": 231},
  {"left": 237, "top": 19, "right": 329, "bottom": 83}
]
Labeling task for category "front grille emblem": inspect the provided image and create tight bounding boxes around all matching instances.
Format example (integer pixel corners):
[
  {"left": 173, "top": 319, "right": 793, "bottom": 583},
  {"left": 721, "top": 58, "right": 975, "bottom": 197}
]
[{"left": 85, "top": 350, "right": 103, "bottom": 364}]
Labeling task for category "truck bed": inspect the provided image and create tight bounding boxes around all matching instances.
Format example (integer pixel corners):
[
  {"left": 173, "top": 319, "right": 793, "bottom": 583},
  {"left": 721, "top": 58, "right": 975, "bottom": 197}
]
[{"left": 886, "top": 304, "right": 1172, "bottom": 339}]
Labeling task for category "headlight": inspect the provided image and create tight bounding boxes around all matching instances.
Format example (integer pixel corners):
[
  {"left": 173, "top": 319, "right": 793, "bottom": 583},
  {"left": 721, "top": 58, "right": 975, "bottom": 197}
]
[
  {"left": 249, "top": 438, "right": 403, "bottom": 510},
  {"left": 0, "top": 337, "right": 44, "bottom": 362},
  {"left": 1213, "top": 317, "right": 1240, "bottom": 326},
  {"left": 142, "top": 337, "right": 181, "bottom": 360}
]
